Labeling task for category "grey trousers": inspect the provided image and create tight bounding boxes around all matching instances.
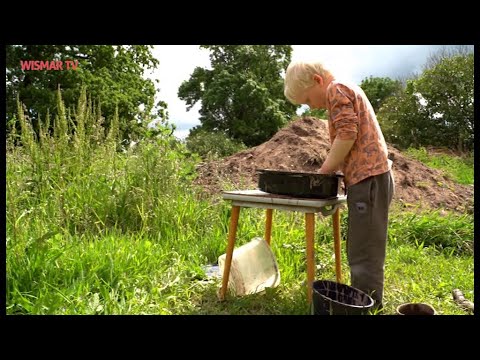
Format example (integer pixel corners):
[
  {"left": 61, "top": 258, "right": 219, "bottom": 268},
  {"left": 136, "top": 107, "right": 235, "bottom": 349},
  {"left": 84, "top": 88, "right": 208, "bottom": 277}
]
[{"left": 346, "top": 170, "right": 395, "bottom": 305}]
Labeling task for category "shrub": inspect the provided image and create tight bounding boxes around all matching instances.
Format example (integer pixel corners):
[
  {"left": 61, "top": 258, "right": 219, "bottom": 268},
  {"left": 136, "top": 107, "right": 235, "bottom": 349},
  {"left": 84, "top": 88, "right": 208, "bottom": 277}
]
[{"left": 185, "top": 130, "right": 246, "bottom": 159}]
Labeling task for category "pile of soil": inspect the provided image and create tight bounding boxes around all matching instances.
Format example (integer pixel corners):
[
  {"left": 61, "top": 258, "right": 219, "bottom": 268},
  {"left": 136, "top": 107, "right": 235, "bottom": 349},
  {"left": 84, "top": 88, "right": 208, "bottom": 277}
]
[{"left": 194, "top": 117, "right": 473, "bottom": 213}]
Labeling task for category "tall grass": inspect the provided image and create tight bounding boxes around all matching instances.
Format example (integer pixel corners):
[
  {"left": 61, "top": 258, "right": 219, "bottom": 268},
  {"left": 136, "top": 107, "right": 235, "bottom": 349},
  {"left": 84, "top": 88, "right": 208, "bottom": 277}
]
[{"left": 7, "top": 88, "right": 224, "bottom": 314}]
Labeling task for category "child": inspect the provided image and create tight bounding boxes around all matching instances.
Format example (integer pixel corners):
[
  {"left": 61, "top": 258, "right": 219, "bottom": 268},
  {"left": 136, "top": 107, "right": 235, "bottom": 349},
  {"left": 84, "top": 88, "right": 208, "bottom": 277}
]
[{"left": 284, "top": 61, "right": 395, "bottom": 310}]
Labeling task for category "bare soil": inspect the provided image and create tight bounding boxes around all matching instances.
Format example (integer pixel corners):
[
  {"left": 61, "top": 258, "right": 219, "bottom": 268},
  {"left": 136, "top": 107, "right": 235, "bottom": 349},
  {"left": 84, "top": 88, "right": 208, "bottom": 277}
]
[{"left": 194, "top": 117, "right": 473, "bottom": 213}]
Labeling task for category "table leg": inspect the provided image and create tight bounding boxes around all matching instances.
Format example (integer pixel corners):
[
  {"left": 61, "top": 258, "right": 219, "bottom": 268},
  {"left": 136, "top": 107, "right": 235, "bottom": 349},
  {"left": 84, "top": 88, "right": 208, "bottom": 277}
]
[
  {"left": 332, "top": 207, "right": 342, "bottom": 283},
  {"left": 219, "top": 205, "right": 241, "bottom": 301},
  {"left": 265, "top": 209, "right": 273, "bottom": 245},
  {"left": 305, "top": 212, "right": 315, "bottom": 304}
]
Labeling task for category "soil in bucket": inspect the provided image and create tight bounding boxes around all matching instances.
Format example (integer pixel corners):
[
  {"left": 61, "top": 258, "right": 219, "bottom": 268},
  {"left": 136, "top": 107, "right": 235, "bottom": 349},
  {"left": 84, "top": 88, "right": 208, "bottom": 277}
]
[
  {"left": 312, "top": 280, "right": 374, "bottom": 315},
  {"left": 396, "top": 303, "right": 436, "bottom": 315}
]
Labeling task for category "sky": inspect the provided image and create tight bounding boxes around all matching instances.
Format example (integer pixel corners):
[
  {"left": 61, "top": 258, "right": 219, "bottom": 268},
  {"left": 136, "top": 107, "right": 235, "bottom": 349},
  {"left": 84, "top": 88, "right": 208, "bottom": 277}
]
[{"left": 145, "top": 45, "right": 469, "bottom": 140}]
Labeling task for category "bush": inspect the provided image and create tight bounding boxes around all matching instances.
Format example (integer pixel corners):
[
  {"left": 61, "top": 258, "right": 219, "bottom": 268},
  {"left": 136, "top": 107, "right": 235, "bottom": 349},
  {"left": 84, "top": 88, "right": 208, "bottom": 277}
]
[{"left": 185, "top": 130, "right": 246, "bottom": 159}]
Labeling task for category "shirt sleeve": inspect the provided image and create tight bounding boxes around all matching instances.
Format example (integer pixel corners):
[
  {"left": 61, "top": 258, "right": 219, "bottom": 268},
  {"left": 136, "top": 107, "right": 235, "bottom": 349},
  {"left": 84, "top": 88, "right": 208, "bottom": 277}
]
[{"left": 328, "top": 84, "right": 358, "bottom": 141}]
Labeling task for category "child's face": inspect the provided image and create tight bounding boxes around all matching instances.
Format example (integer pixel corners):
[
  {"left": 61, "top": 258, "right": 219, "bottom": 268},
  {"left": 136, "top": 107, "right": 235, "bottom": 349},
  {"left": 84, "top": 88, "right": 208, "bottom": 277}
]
[{"left": 298, "top": 74, "right": 328, "bottom": 110}]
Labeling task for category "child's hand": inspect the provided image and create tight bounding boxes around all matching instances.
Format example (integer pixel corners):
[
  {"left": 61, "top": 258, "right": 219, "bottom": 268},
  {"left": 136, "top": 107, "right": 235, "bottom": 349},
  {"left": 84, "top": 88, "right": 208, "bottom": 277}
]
[
  {"left": 318, "top": 165, "right": 332, "bottom": 174},
  {"left": 319, "top": 165, "right": 337, "bottom": 175}
]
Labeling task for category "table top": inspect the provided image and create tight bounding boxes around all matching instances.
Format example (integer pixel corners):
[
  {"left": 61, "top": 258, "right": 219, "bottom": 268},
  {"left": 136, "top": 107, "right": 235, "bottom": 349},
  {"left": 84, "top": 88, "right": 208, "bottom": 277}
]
[{"left": 222, "top": 190, "right": 347, "bottom": 208}]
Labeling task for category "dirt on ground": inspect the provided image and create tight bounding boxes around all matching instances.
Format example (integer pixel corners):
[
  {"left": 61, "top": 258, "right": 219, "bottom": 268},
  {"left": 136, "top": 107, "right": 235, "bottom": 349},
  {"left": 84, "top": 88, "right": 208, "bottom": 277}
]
[{"left": 194, "top": 117, "right": 474, "bottom": 213}]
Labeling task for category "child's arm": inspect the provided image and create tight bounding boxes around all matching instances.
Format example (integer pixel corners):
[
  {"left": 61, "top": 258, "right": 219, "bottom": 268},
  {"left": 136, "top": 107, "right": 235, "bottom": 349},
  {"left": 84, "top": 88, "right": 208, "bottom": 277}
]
[
  {"left": 320, "top": 83, "right": 359, "bottom": 174},
  {"left": 319, "top": 138, "right": 355, "bottom": 174}
]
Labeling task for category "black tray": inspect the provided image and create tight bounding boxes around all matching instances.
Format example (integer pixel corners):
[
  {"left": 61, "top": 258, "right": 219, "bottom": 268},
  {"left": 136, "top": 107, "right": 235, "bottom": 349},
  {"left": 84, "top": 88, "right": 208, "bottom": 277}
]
[{"left": 257, "top": 169, "right": 343, "bottom": 199}]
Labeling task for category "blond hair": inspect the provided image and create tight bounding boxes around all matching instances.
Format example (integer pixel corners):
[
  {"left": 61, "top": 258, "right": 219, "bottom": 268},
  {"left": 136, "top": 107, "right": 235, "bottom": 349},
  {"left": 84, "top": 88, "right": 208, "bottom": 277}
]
[{"left": 284, "top": 61, "right": 332, "bottom": 104}]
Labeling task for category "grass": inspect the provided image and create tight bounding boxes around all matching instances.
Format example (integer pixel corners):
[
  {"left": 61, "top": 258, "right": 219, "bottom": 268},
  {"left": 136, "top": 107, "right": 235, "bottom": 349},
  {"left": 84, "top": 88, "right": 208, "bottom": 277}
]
[
  {"left": 6, "top": 94, "right": 474, "bottom": 315},
  {"left": 8, "top": 196, "right": 473, "bottom": 315},
  {"left": 387, "top": 244, "right": 473, "bottom": 315},
  {"left": 405, "top": 147, "right": 474, "bottom": 185}
]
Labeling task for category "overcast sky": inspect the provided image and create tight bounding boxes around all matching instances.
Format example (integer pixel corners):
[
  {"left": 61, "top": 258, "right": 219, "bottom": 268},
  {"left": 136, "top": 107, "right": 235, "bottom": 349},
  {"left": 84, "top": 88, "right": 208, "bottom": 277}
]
[{"left": 146, "top": 45, "right": 470, "bottom": 139}]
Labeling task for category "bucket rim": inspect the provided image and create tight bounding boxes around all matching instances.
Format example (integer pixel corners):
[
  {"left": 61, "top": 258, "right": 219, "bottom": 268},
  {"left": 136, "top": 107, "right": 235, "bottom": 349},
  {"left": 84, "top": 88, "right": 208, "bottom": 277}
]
[
  {"left": 313, "top": 280, "right": 375, "bottom": 309},
  {"left": 396, "top": 302, "right": 437, "bottom": 315}
]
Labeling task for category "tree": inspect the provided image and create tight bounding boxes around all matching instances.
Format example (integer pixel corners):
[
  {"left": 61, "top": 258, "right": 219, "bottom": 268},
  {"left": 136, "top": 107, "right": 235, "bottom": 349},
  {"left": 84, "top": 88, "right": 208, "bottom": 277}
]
[
  {"left": 178, "top": 45, "right": 297, "bottom": 147},
  {"left": 415, "top": 53, "right": 474, "bottom": 152},
  {"left": 377, "top": 51, "right": 474, "bottom": 152},
  {"left": 359, "top": 76, "right": 403, "bottom": 113},
  {"left": 6, "top": 45, "right": 168, "bottom": 143}
]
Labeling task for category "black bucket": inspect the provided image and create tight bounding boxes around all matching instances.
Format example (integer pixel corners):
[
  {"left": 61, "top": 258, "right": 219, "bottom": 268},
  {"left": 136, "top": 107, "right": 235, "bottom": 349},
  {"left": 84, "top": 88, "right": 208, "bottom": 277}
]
[
  {"left": 312, "top": 280, "right": 374, "bottom": 315},
  {"left": 396, "top": 303, "right": 436, "bottom": 315}
]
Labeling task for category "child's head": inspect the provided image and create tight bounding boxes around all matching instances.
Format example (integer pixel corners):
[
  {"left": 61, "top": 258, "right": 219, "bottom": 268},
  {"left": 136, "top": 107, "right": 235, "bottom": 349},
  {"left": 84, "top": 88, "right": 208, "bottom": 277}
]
[{"left": 284, "top": 61, "right": 334, "bottom": 109}]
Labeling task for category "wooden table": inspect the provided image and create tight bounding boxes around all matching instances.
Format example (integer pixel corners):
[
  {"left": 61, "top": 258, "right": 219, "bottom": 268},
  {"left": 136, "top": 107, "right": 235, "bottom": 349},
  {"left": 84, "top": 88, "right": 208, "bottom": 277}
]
[{"left": 219, "top": 190, "right": 347, "bottom": 303}]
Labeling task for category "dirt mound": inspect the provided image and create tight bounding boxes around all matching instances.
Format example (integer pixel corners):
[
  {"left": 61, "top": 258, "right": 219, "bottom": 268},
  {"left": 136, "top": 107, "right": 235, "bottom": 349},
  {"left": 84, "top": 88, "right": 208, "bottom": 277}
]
[{"left": 194, "top": 117, "right": 473, "bottom": 213}]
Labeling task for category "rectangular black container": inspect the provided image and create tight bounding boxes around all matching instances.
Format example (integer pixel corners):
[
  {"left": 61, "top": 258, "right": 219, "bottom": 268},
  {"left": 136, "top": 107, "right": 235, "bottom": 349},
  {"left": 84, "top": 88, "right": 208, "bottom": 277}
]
[{"left": 257, "top": 169, "right": 342, "bottom": 199}]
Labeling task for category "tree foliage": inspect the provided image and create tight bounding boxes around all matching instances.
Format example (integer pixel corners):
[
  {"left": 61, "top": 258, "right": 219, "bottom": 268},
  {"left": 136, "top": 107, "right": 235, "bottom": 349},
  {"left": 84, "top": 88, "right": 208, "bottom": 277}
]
[
  {"left": 377, "top": 51, "right": 474, "bottom": 152},
  {"left": 359, "top": 76, "right": 403, "bottom": 113},
  {"left": 415, "top": 53, "right": 474, "bottom": 152},
  {"left": 6, "top": 45, "right": 168, "bottom": 143},
  {"left": 178, "top": 45, "right": 297, "bottom": 147},
  {"left": 377, "top": 80, "right": 430, "bottom": 148}
]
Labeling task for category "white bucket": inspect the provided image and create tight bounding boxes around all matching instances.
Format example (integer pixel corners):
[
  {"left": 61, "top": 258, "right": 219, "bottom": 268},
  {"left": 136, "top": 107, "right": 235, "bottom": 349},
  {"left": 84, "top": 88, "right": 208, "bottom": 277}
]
[{"left": 218, "top": 237, "right": 281, "bottom": 296}]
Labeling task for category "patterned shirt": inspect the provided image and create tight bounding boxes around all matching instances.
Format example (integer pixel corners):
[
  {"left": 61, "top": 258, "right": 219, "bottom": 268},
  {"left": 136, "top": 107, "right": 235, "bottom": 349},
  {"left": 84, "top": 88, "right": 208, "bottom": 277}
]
[{"left": 326, "top": 80, "right": 392, "bottom": 187}]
